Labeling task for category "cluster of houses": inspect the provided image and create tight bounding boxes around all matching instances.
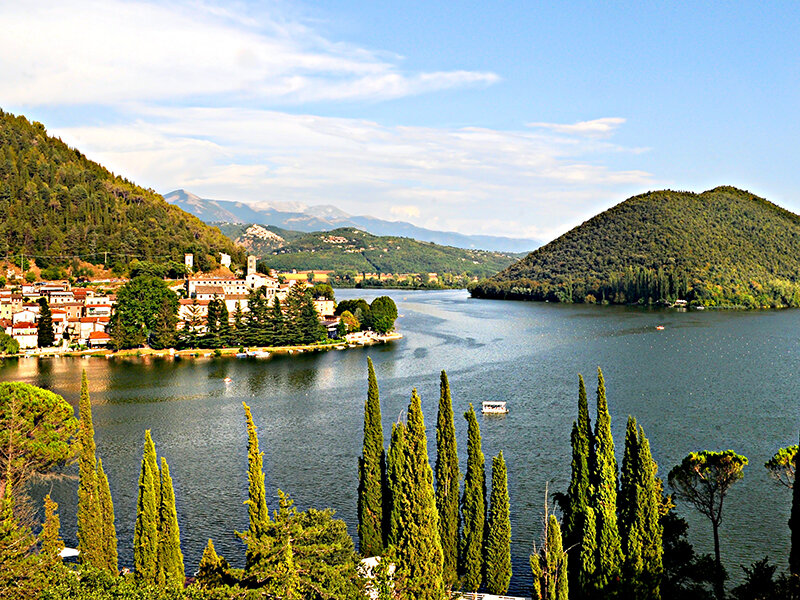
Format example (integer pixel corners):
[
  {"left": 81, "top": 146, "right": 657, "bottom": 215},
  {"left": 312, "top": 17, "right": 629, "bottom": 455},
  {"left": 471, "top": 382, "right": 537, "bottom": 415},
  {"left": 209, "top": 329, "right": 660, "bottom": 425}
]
[
  {"left": 0, "top": 282, "right": 114, "bottom": 350},
  {"left": 0, "top": 255, "right": 341, "bottom": 352}
]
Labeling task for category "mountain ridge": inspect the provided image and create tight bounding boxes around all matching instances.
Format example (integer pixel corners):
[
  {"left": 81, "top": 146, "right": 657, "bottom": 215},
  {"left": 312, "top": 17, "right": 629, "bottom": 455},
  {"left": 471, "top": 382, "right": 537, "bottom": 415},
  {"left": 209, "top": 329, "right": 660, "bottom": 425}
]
[{"left": 163, "top": 189, "right": 539, "bottom": 253}]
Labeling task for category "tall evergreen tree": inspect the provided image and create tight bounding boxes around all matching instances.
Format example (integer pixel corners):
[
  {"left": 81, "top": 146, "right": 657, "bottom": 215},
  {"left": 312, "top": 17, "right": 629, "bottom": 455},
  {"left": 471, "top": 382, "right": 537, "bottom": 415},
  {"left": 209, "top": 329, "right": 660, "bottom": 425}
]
[
  {"left": 386, "top": 421, "right": 407, "bottom": 548},
  {"left": 96, "top": 457, "right": 118, "bottom": 573},
  {"left": 157, "top": 457, "right": 185, "bottom": 589},
  {"left": 358, "top": 358, "right": 385, "bottom": 557},
  {"left": 579, "top": 506, "right": 598, "bottom": 596},
  {"left": 565, "top": 374, "right": 594, "bottom": 598},
  {"left": 791, "top": 429, "right": 800, "bottom": 575},
  {"left": 76, "top": 371, "right": 103, "bottom": 568},
  {"left": 0, "top": 472, "right": 40, "bottom": 599},
  {"left": 394, "top": 390, "right": 444, "bottom": 600},
  {"left": 217, "top": 299, "right": 231, "bottom": 347},
  {"left": 196, "top": 539, "right": 230, "bottom": 589},
  {"left": 485, "top": 451, "right": 512, "bottom": 595},
  {"left": 149, "top": 297, "right": 177, "bottom": 350},
  {"left": 435, "top": 369, "right": 460, "bottom": 588},
  {"left": 39, "top": 494, "right": 64, "bottom": 562},
  {"left": 619, "top": 416, "right": 639, "bottom": 544},
  {"left": 531, "top": 515, "right": 569, "bottom": 600},
  {"left": 461, "top": 402, "right": 486, "bottom": 592},
  {"left": 243, "top": 402, "right": 269, "bottom": 570},
  {"left": 133, "top": 430, "right": 160, "bottom": 582},
  {"left": 268, "top": 296, "right": 286, "bottom": 346},
  {"left": 299, "top": 292, "right": 326, "bottom": 344},
  {"left": 36, "top": 297, "right": 54, "bottom": 348},
  {"left": 591, "top": 367, "right": 624, "bottom": 596}
]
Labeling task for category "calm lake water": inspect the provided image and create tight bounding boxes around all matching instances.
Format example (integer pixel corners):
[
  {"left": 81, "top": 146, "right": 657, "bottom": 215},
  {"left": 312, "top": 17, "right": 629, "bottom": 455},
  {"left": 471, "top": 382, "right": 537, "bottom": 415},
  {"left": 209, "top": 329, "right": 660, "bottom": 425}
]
[{"left": 3, "top": 289, "right": 800, "bottom": 594}]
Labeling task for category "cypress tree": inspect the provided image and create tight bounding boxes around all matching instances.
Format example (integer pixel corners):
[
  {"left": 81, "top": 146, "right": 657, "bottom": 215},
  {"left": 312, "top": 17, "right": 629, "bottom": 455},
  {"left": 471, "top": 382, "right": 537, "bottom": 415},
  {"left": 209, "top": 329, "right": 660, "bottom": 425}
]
[
  {"left": 37, "top": 297, "right": 55, "bottom": 348},
  {"left": 269, "top": 296, "right": 286, "bottom": 346},
  {"left": 485, "top": 451, "right": 512, "bottom": 594},
  {"left": 134, "top": 430, "right": 160, "bottom": 582},
  {"left": 243, "top": 402, "right": 269, "bottom": 570},
  {"left": 531, "top": 515, "right": 569, "bottom": 600},
  {"left": 96, "top": 457, "right": 118, "bottom": 573},
  {"left": 435, "top": 369, "right": 460, "bottom": 588},
  {"left": 39, "top": 494, "right": 64, "bottom": 561},
  {"left": 76, "top": 370, "right": 103, "bottom": 568},
  {"left": 157, "top": 457, "right": 185, "bottom": 589},
  {"left": 619, "top": 416, "right": 639, "bottom": 545},
  {"left": 196, "top": 539, "right": 230, "bottom": 588},
  {"left": 565, "top": 374, "right": 594, "bottom": 597},
  {"left": 791, "top": 429, "right": 800, "bottom": 575},
  {"left": 630, "top": 426, "right": 663, "bottom": 600},
  {"left": 579, "top": 505, "right": 598, "bottom": 596},
  {"left": 461, "top": 402, "right": 486, "bottom": 592},
  {"left": 591, "top": 367, "right": 624, "bottom": 595},
  {"left": 358, "top": 358, "right": 385, "bottom": 557},
  {"left": 386, "top": 421, "right": 407, "bottom": 548},
  {"left": 395, "top": 389, "right": 444, "bottom": 600}
]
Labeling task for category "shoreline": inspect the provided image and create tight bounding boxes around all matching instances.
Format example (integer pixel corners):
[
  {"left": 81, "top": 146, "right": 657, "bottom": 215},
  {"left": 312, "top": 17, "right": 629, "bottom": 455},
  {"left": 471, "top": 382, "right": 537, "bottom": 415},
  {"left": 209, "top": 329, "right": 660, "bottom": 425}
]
[{"left": 4, "top": 332, "right": 403, "bottom": 360}]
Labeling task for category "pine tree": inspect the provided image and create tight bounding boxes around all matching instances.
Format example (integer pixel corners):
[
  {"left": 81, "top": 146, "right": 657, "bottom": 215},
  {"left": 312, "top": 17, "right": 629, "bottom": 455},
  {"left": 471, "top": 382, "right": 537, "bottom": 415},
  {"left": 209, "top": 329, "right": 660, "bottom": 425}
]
[
  {"left": 358, "top": 358, "right": 385, "bottom": 557},
  {"left": 39, "top": 494, "right": 64, "bottom": 562},
  {"left": 565, "top": 374, "right": 594, "bottom": 598},
  {"left": 435, "top": 369, "right": 460, "bottom": 588},
  {"left": 269, "top": 296, "right": 286, "bottom": 346},
  {"left": 149, "top": 297, "right": 177, "bottom": 350},
  {"left": 619, "top": 416, "right": 639, "bottom": 545},
  {"left": 531, "top": 515, "right": 569, "bottom": 600},
  {"left": 461, "top": 402, "right": 486, "bottom": 592},
  {"left": 591, "top": 368, "right": 624, "bottom": 595},
  {"left": 36, "top": 297, "right": 54, "bottom": 348},
  {"left": 243, "top": 402, "right": 269, "bottom": 570},
  {"left": 791, "top": 429, "right": 800, "bottom": 575},
  {"left": 0, "top": 473, "right": 40, "bottom": 599},
  {"left": 217, "top": 299, "right": 231, "bottom": 347},
  {"left": 196, "top": 539, "right": 230, "bottom": 588},
  {"left": 96, "top": 457, "right": 118, "bottom": 573},
  {"left": 386, "top": 421, "right": 407, "bottom": 548},
  {"left": 134, "top": 430, "right": 160, "bottom": 582},
  {"left": 76, "top": 370, "right": 103, "bottom": 568},
  {"left": 299, "top": 292, "right": 326, "bottom": 344},
  {"left": 394, "top": 390, "right": 444, "bottom": 600},
  {"left": 485, "top": 451, "right": 512, "bottom": 594},
  {"left": 157, "top": 457, "right": 185, "bottom": 589}
]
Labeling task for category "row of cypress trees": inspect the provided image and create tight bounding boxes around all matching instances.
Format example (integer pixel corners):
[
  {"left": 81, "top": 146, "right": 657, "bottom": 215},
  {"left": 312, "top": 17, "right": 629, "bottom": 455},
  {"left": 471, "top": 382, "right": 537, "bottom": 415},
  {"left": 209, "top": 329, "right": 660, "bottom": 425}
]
[
  {"left": 357, "top": 359, "right": 512, "bottom": 596},
  {"left": 561, "top": 368, "right": 663, "bottom": 600}
]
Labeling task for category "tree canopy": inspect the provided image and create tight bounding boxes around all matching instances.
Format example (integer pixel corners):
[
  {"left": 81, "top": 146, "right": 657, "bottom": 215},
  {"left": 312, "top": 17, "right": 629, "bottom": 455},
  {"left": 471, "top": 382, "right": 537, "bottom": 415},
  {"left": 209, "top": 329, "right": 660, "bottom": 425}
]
[{"left": 111, "top": 276, "right": 178, "bottom": 349}]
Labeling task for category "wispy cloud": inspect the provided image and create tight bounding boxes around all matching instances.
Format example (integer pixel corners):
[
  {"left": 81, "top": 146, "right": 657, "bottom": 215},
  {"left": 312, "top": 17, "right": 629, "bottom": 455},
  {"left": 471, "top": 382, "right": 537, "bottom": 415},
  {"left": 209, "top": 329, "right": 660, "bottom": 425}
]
[
  {"left": 527, "top": 118, "right": 627, "bottom": 138},
  {"left": 54, "top": 107, "right": 654, "bottom": 240},
  {"left": 0, "top": 0, "right": 497, "bottom": 106}
]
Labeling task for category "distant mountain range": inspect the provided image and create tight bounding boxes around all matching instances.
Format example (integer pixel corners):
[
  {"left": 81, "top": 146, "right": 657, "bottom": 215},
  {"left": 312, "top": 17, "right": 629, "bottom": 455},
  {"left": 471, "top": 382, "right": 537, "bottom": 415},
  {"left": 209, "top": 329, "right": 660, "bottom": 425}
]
[
  {"left": 163, "top": 189, "right": 539, "bottom": 253},
  {"left": 471, "top": 186, "right": 800, "bottom": 308}
]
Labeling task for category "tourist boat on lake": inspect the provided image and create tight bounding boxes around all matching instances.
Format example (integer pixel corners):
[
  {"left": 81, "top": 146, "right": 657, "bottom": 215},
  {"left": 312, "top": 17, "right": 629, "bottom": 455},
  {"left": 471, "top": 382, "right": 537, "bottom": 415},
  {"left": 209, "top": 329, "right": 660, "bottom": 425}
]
[{"left": 481, "top": 401, "right": 508, "bottom": 415}]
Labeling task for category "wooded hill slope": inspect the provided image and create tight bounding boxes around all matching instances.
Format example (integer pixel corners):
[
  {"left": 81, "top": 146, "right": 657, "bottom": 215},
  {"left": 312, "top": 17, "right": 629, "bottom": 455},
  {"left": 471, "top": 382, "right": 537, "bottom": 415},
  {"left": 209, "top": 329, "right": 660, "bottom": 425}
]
[
  {"left": 470, "top": 187, "right": 800, "bottom": 308},
  {"left": 0, "top": 110, "right": 245, "bottom": 273},
  {"left": 218, "top": 224, "right": 519, "bottom": 278}
]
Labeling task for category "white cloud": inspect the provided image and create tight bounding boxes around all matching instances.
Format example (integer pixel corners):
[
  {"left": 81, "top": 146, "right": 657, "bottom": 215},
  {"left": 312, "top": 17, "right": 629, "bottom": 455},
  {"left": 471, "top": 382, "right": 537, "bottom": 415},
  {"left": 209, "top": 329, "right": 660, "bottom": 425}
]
[
  {"left": 53, "top": 107, "right": 654, "bottom": 240},
  {"left": 527, "top": 118, "right": 627, "bottom": 138},
  {"left": 0, "top": 0, "right": 498, "bottom": 106}
]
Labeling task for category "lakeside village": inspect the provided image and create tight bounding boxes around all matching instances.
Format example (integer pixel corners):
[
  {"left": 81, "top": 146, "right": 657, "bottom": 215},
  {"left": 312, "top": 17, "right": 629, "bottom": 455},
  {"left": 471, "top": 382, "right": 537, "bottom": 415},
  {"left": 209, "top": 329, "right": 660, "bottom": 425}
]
[{"left": 0, "top": 253, "right": 400, "bottom": 356}]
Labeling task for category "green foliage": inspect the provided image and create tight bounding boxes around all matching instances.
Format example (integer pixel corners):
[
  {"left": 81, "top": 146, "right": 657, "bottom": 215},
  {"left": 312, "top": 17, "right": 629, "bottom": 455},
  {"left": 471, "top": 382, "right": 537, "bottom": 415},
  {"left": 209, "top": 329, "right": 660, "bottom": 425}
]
[
  {"left": 471, "top": 186, "right": 800, "bottom": 307},
  {"left": 669, "top": 450, "right": 748, "bottom": 600},
  {"left": 0, "top": 332, "right": 19, "bottom": 355},
  {"left": 0, "top": 110, "right": 244, "bottom": 272},
  {"left": 358, "top": 358, "right": 385, "bottom": 557},
  {"left": 129, "top": 259, "right": 188, "bottom": 280},
  {"left": 196, "top": 539, "right": 231, "bottom": 589},
  {"left": 0, "top": 475, "right": 42, "bottom": 599},
  {"left": 77, "top": 371, "right": 104, "bottom": 569},
  {"left": 96, "top": 457, "right": 118, "bottom": 574},
  {"left": 765, "top": 443, "right": 796, "bottom": 489},
  {"left": 241, "top": 403, "right": 269, "bottom": 571},
  {"left": 0, "top": 382, "right": 77, "bottom": 488},
  {"left": 369, "top": 296, "right": 398, "bottom": 333},
  {"left": 386, "top": 421, "right": 406, "bottom": 549},
  {"left": 661, "top": 509, "right": 716, "bottom": 600},
  {"left": 531, "top": 515, "right": 569, "bottom": 600},
  {"left": 111, "top": 276, "right": 178, "bottom": 349},
  {"left": 591, "top": 368, "right": 624, "bottom": 595},
  {"left": 242, "top": 490, "right": 363, "bottom": 599},
  {"left": 157, "top": 457, "right": 185, "bottom": 589},
  {"left": 339, "top": 310, "right": 360, "bottom": 333},
  {"left": 791, "top": 434, "right": 800, "bottom": 576},
  {"left": 460, "top": 402, "right": 486, "bottom": 592},
  {"left": 435, "top": 370, "right": 460, "bottom": 589},
  {"left": 230, "top": 225, "right": 516, "bottom": 278},
  {"left": 39, "top": 494, "right": 64, "bottom": 562},
  {"left": 485, "top": 452, "right": 512, "bottom": 595},
  {"left": 37, "top": 297, "right": 55, "bottom": 348},
  {"left": 310, "top": 283, "right": 335, "bottom": 300},
  {"left": 134, "top": 430, "right": 160, "bottom": 583},
  {"left": 391, "top": 390, "right": 444, "bottom": 600}
]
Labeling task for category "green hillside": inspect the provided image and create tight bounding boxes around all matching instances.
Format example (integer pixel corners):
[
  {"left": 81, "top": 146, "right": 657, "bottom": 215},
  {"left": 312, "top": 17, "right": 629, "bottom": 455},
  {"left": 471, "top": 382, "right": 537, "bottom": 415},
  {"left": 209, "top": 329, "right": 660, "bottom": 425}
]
[
  {"left": 222, "top": 224, "right": 519, "bottom": 278},
  {"left": 0, "top": 110, "right": 245, "bottom": 273},
  {"left": 470, "top": 187, "right": 800, "bottom": 308}
]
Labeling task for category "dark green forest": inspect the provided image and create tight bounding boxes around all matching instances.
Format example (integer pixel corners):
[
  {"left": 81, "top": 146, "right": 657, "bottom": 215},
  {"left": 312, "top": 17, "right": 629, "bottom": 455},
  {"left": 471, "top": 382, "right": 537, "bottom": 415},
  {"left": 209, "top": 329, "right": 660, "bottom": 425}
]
[
  {"left": 218, "top": 224, "right": 518, "bottom": 278},
  {"left": 471, "top": 187, "right": 800, "bottom": 308},
  {"left": 0, "top": 110, "right": 245, "bottom": 274}
]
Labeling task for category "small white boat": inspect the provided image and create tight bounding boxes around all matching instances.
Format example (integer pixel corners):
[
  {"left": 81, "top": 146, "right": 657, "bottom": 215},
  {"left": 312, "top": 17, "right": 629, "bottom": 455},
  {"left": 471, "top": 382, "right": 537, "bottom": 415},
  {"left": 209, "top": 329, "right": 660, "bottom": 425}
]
[
  {"left": 482, "top": 401, "right": 508, "bottom": 415},
  {"left": 223, "top": 377, "right": 233, "bottom": 383},
  {"left": 656, "top": 325, "right": 665, "bottom": 331}
]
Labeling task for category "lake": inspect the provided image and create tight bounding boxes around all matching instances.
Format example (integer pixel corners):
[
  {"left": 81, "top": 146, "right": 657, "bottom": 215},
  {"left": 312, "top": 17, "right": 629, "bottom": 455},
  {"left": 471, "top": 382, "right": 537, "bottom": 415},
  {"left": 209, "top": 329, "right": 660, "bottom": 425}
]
[{"left": 3, "top": 288, "right": 800, "bottom": 594}]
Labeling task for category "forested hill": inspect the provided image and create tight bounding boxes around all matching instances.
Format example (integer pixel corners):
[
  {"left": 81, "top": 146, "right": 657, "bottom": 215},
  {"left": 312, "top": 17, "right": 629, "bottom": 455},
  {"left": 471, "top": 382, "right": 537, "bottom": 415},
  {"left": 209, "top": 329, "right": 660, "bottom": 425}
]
[
  {"left": 219, "top": 223, "right": 519, "bottom": 277},
  {"left": 470, "top": 187, "right": 800, "bottom": 308},
  {"left": 0, "top": 110, "right": 245, "bottom": 273}
]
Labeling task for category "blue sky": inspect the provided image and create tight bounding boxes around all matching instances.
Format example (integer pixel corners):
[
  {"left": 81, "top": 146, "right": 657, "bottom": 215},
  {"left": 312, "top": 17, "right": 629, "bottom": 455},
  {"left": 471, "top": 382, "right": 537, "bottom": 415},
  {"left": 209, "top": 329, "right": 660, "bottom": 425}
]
[{"left": 4, "top": 1, "right": 799, "bottom": 241}]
